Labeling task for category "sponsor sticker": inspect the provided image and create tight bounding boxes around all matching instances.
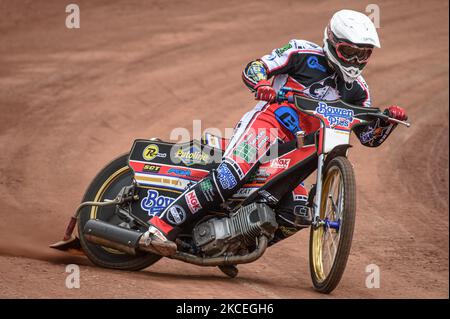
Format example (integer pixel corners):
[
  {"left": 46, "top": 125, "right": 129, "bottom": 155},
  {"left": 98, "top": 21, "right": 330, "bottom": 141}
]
[
  {"left": 270, "top": 158, "right": 291, "bottom": 169},
  {"left": 307, "top": 56, "right": 326, "bottom": 72},
  {"left": 175, "top": 144, "right": 210, "bottom": 166},
  {"left": 185, "top": 190, "right": 202, "bottom": 214},
  {"left": 142, "top": 164, "right": 161, "bottom": 173},
  {"left": 360, "top": 120, "right": 389, "bottom": 145},
  {"left": 200, "top": 179, "right": 215, "bottom": 202},
  {"left": 275, "top": 42, "right": 292, "bottom": 56},
  {"left": 168, "top": 168, "right": 191, "bottom": 177},
  {"left": 274, "top": 106, "right": 301, "bottom": 135},
  {"left": 141, "top": 190, "right": 175, "bottom": 217},
  {"left": 166, "top": 205, "right": 186, "bottom": 225},
  {"left": 233, "top": 142, "right": 257, "bottom": 163},
  {"left": 142, "top": 144, "right": 167, "bottom": 161},
  {"left": 362, "top": 129, "right": 383, "bottom": 144},
  {"left": 250, "top": 61, "right": 267, "bottom": 79},
  {"left": 233, "top": 131, "right": 269, "bottom": 163},
  {"left": 360, "top": 129, "right": 374, "bottom": 143},
  {"left": 315, "top": 102, "right": 354, "bottom": 127},
  {"left": 217, "top": 163, "right": 237, "bottom": 190}
]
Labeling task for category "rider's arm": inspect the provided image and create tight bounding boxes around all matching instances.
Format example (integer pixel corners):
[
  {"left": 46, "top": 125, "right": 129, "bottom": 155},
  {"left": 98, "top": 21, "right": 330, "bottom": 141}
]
[
  {"left": 242, "top": 60, "right": 269, "bottom": 92},
  {"left": 242, "top": 39, "right": 323, "bottom": 91}
]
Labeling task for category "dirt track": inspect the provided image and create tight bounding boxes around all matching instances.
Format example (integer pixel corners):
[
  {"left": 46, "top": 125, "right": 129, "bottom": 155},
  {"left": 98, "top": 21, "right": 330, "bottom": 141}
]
[{"left": 0, "top": 0, "right": 448, "bottom": 298}]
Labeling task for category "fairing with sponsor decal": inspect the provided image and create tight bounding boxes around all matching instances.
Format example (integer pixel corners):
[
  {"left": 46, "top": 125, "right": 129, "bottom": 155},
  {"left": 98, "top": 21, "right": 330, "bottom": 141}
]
[
  {"left": 127, "top": 137, "right": 317, "bottom": 212},
  {"left": 128, "top": 140, "right": 218, "bottom": 190},
  {"left": 289, "top": 94, "right": 381, "bottom": 153}
]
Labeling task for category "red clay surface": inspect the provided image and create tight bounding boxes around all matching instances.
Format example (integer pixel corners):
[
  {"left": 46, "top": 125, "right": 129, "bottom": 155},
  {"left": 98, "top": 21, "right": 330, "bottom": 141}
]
[{"left": 0, "top": 0, "right": 448, "bottom": 298}]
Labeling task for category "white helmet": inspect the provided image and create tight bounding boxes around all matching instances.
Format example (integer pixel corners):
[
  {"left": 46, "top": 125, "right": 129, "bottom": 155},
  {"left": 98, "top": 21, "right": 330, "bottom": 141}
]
[{"left": 323, "top": 9, "right": 380, "bottom": 83}]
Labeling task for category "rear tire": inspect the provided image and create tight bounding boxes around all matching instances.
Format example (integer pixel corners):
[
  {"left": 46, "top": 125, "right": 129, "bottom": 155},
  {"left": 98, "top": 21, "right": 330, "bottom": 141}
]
[
  {"left": 78, "top": 153, "right": 162, "bottom": 271},
  {"left": 309, "top": 156, "right": 356, "bottom": 294}
]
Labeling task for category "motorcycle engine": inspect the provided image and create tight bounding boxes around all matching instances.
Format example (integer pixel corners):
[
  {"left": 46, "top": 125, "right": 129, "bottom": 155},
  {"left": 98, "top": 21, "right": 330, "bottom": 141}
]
[{"left": 192, "top": 203, "right": 278, "bottom": 257}]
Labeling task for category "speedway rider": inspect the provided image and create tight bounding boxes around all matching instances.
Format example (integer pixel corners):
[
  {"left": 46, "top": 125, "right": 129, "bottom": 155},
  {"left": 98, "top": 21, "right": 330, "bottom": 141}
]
[{"left": 141, "top": 9, "right": 408, "bottom": 256}]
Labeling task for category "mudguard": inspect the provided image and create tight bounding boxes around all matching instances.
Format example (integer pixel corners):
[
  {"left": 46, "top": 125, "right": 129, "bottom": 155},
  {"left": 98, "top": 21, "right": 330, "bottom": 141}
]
[{"left": 323, "top": 144, "right": 352, "bottom": 170}]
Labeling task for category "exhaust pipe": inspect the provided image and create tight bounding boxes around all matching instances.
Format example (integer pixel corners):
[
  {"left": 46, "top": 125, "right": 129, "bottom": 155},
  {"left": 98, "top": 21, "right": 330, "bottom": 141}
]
[
  {"left": 83, "top": 219, "right": 143, "bottom": 255},
  {"left": 171, "top": 235, "right": 269, "bottom": 266},
  {"left": 83, "top": 219, "right": 177, "bottom": 257},
  {"left": 84, "top": 220, "right": 269, "bottom": 265}
]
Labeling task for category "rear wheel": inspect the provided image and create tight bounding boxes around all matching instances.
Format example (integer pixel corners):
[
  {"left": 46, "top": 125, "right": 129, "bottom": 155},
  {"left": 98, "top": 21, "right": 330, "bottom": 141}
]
[
  {"left": 309, "top": 156, "right": 356, "bottom": 293},
  {"left": 78, "top": 153, "right": 162, "bottom": 270}
]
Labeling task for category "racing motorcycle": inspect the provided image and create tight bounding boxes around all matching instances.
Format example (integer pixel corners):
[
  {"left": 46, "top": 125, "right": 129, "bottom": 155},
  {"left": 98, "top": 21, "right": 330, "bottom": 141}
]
[{"left": 51, "top": 90, "right": 410, "bottom": 294}]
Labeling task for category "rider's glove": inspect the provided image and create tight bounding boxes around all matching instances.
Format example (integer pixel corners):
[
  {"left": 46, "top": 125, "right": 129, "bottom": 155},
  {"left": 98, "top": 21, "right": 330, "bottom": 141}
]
[
  {"left": 255, "top": 80, "right": 276, "bottom": 102},
  {"left": 384, "top": 105, "right": 408, "bottom": 124}
]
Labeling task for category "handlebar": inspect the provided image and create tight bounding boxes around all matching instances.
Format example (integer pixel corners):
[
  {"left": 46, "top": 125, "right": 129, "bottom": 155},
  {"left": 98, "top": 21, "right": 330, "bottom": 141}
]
[
  {"left": 274, "top": 89, "right": 296, "bottom": 104},
  {"left": 275, "top": 88, "right": 411, "bottom": 128},
  {"left": 356, "top": 112, "right": 411, "bottom": 127}
]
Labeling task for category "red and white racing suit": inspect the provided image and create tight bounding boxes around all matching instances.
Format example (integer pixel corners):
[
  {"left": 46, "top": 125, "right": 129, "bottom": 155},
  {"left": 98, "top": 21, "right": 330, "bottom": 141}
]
[{"left": 150, "top": 39, "right": 398, "bottom": 242}]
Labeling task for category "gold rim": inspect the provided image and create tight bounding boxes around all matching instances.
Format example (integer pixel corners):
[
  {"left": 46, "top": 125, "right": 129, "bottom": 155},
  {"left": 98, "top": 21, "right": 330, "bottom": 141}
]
[
  {"left": 90, "top": 166, "right": 130, "bottom": 219},
  {"left": 89, "top": 166, "right": 130, "bottom": 255},
  {"left": 311, "top": 166, "right": 343, "bottom": 283}
]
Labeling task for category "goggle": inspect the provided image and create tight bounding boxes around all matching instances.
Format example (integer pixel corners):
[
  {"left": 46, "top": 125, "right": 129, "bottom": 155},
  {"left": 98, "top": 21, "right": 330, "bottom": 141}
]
[{"left": 328, "top": 27, "right": 373, "bottom": 65}]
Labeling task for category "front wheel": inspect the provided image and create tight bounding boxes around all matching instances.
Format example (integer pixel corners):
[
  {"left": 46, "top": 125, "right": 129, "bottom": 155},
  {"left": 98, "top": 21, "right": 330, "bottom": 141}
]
[
  {"left": 309, "top": 156, "right": 356, "bottom": 294},
  {"left": 78, "top": 153, "right": 162, "bottom": 271}
]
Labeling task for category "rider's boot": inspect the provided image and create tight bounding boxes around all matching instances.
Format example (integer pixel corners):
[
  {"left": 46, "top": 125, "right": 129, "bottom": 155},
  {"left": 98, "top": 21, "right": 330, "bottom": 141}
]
[{"left": 139, "top": 225, "right": 177, "bottom": 257}]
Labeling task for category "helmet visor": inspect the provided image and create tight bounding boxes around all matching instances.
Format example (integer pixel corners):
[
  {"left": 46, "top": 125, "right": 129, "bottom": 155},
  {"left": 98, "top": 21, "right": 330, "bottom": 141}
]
[
  {"left": 335, "top": 42, "right": 373, "bottom": 64},
  {"left": 327, "top": 26, "right": 374, "bottom": 65}
]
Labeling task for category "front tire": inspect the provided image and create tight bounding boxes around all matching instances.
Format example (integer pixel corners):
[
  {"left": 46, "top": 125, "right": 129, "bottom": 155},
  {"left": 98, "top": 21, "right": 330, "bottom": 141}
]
[
  {"left": 309, "top": 156, "right": 356, "bottom": 294},
  {"left": 78, "top": 153, "right": 162, "bottom": 271}
]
